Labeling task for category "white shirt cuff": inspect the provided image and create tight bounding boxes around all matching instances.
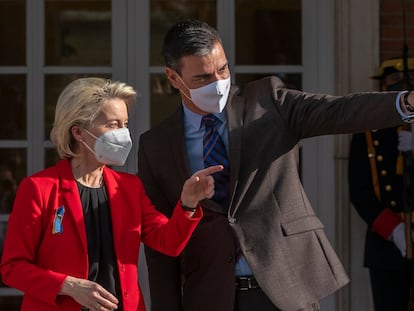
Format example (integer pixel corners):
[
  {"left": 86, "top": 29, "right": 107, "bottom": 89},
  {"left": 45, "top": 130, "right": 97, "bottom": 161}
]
[{"left": 395, "top": 91, "right": 414, "bottom": 123}]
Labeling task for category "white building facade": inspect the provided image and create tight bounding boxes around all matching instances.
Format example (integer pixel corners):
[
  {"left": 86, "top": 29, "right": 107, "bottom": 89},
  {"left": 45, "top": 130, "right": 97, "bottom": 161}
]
[{"left": 0, "top": 1, "right": 380, "bottom": 310}]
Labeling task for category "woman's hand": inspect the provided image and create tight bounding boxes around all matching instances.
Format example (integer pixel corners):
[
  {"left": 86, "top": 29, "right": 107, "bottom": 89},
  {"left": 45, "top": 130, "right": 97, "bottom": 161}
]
[
  {"left": 59, "top": 276, "right": 119, "bottom": 311},
  {"left": 180, "top": 165, "right": 223, "bottom": 210}
]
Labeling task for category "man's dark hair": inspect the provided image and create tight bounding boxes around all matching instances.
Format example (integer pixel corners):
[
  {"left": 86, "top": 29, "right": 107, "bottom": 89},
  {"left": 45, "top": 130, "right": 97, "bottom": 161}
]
[{"left": 162, "top": 19, "right": 222, "bottom": 73}]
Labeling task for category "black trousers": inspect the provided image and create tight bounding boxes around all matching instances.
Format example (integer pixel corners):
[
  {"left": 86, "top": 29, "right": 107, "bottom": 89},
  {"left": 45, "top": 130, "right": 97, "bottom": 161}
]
[
  {"left": 234, "top": 288, "right": 320, "bottom": 311},
  {"left": 369, "top": 268, "right": 414, "bottom": 311},
  {"left": 234, "top": 287, "right": 281, "bottom": 311}
]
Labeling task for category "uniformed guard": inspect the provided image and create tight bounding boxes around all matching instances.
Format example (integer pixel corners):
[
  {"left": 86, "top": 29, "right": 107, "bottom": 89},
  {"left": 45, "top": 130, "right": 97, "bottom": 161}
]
[{"left": 348, "top": 57, "right": 414, "bottom": 311}]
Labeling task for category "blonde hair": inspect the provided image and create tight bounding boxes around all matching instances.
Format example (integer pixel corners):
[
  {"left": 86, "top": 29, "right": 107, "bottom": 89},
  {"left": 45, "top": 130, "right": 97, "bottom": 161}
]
[{"left": 50, "top": 77, "right": 137, "bottom": 159}]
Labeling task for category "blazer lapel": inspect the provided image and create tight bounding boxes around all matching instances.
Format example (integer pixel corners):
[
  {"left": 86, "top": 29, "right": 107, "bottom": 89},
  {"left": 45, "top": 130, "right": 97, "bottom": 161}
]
[
  {"left": 168, "top": 109, "right": 192, "bottom": 185},
  {"left": 102, "top": 168, "right": 123, "bottom": 252},
  {"left": 226, "top": 86, "right": 243, "bottom": 195},
  {"left": 56, "top": 160, "right": 88, "bottom": 255}
]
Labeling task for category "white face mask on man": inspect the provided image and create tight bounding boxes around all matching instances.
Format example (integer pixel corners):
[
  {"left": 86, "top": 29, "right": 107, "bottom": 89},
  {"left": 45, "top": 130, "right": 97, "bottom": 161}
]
[
  {"left": 176, "top": 73, "right": 231, "bottom": 113},
  {"left": 82, "top": 127, "right": 132, "bottom": 166}
]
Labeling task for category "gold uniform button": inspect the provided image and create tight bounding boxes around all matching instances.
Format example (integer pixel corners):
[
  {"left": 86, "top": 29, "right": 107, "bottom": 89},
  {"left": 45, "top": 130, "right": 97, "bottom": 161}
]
[
  {"left": 377, "top": 155, "right": 383, "bottom": 161},
  {"left": 385, "top": 185, "right": 392, "bottom": 191},
  {"left": 373, "top": 140, "right": 379, "bottom": 146},
  {"left": 390, "top": 201, "right": 397, "bottom": 207},
  {"left": 381, "top": 170, "right": 387, "bottom": 176}
]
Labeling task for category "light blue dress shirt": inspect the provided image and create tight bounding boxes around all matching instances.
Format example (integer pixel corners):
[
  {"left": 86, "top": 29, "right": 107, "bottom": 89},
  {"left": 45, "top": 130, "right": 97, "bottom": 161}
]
[{"left": 182, "top": 104, "right": 253, "bottom": 276}]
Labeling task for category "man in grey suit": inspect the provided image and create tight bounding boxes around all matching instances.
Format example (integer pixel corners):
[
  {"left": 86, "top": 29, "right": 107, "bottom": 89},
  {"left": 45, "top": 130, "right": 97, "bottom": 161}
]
[{"left": 138, "top": 19, "right": 414, "bottom": 311}]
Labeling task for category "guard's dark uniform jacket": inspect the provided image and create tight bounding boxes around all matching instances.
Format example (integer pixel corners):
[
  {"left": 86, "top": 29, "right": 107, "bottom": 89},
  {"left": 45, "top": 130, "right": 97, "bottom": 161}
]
[{"left": 348, "top": 127, "right": 410, "bottom": 269}]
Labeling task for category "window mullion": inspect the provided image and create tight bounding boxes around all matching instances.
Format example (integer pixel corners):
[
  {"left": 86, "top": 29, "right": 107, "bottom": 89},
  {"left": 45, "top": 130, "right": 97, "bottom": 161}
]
[
  {"left": 27, "top": 0, "right": 45, "bottom": 175},
  {"left": 217, "top": 0, "right": 235, "bottom": 82}
]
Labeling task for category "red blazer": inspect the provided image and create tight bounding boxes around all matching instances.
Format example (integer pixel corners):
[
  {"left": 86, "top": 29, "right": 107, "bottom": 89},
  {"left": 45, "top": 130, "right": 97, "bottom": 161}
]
[{"left": 0, "top": 159, "right": 201, "bottom": 311}]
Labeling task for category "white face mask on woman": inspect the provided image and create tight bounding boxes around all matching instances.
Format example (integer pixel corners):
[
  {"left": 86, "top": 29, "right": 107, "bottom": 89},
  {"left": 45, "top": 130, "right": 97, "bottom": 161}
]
[
  {"left": 82, "top": 127, "right": 132, "bottom": 166},
  {"left": 177, "top": 74, "right": 231, "bottom": 113}
]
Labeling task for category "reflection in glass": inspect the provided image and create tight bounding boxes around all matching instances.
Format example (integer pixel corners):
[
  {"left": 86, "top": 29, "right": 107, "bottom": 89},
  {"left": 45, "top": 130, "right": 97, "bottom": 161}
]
[
  {"left": 236, "top": 73, "right": 302, "bottom": 91},
  {"left": 0, "top": 0, "right": 25, "bottom": 66},
  {"left": 150, "top": 74, "right": 181, "bottom": 127},
  {"left": 235, "top": 0, "right": 301, "bottom": 65},
  {"left": 44, "top": 74, "right": 111, "bottom": 139},
  {"left": 150, "top": 0, "right": 216, "bottom": 66},
  {"left": 0, "top": 149, "right": 26, "bottom": 214},
  {"left": 45, "top": 0, "right": 111, "bottom": 66},
  {"left": 0, "top": 75, "right": 26, "bottom": 140}
]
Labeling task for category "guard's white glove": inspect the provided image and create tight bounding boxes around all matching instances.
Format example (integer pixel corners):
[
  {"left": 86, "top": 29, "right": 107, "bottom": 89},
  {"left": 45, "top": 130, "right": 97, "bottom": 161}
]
[
  {"left": 398, "top": 130, "right": 413, "bottom": 152},
  {"left": 390, "top": 222, "right": 414, "bottom": 257}
]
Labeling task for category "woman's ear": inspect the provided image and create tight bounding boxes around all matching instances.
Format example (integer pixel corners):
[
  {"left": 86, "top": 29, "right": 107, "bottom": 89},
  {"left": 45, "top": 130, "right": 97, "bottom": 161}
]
[{"left": 71, "top": 125, "right": 83, "bottom": 142}]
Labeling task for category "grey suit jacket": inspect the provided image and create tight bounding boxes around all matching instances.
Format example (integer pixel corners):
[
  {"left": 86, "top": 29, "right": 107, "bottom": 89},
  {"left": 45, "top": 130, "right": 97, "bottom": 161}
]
[{"left": 138, "top": 76, "right": 403, "bottom": 311}]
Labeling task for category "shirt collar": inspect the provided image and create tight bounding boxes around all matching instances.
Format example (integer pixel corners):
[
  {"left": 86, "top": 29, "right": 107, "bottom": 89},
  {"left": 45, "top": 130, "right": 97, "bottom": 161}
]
[{"left": 182, "top": 103, "right": 227, "bottom": 130}]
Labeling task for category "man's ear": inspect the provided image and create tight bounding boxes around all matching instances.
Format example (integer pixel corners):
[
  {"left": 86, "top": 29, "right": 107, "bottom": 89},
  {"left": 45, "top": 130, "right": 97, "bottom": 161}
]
[{"left": 165, "top": 67, "right": 181, "bottom": 89}]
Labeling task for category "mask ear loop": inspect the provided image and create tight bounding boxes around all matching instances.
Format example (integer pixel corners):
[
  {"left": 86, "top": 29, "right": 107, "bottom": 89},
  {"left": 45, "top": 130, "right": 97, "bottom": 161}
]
[
  {"left": 174, "top": 72, "right": 193, "bottom": 102},
  {"left": 81, "top": 140, "right": 97, "bottom": 157},
  {"left": 83, "top": 128, "right": 98, "bottom": 140},
  {"left": 80, "top": 128, "right": 99, "bottom": 157}
]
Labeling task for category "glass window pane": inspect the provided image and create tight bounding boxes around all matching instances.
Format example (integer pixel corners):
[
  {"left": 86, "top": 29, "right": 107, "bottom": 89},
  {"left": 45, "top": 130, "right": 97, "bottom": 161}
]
[
  {"left": 0, "top": 75, "right": 26, "bottom": 140},
  {"left": 0, "top": 222, "right": 9, "bottom": 270},
  {"left": 0, "top": 149, "right": 26, "bottom": 214},
  {"left": 150, "top": 0, "right": 217, "bottom": 66},
  {"left": 45, "top": 148, "right": 60, "bottom": 168},
  {"left": 44, "top": 74, "right": 111, "bottom": 139},
  {"left": 0, "top": 0, "right": 25, "bottom": 66},
  {"left": 235, "top": 0, "right": 301, "bottom": 65},
  {"left": 236, "top": 73, "right": 302, "bottom": 91},
  {"left": 0, "top": 295, "right": 22, "bottom": 311},
  {"left": 45, "top": 0, "right": 111, "bottom": 66},
  {"left": 1, "top": 221, "right": 24, "bottom": 309},
  {"left": 150, "top": 74, "right": 180, "bottom": 127}
]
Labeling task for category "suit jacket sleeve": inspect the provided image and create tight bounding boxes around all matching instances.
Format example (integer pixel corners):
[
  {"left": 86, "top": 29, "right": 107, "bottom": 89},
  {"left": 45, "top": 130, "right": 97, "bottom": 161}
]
[{"left": 267, "top": 78, "right": 403, "bottom": 138}]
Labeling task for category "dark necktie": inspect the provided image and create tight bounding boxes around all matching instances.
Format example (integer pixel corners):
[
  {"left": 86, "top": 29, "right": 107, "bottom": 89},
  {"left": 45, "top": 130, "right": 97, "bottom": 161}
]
[{"left": 202, "top": 114, "right": 230, "bottom": 208}]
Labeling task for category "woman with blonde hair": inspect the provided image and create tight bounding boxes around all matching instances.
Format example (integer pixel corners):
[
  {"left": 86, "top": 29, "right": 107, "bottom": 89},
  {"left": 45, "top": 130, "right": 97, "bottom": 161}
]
[{"left": 0, "top": 77, "right": 221, "bottom": 311}]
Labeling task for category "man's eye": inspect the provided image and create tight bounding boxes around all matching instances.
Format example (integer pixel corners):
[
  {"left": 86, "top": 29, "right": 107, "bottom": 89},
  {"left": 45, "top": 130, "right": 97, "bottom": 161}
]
[
  {"left": 196, "top": 77, "right": 208, "bottom": 83},
  {"left": 219, "top": 65, "right": 228, "bottom": 73}
]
